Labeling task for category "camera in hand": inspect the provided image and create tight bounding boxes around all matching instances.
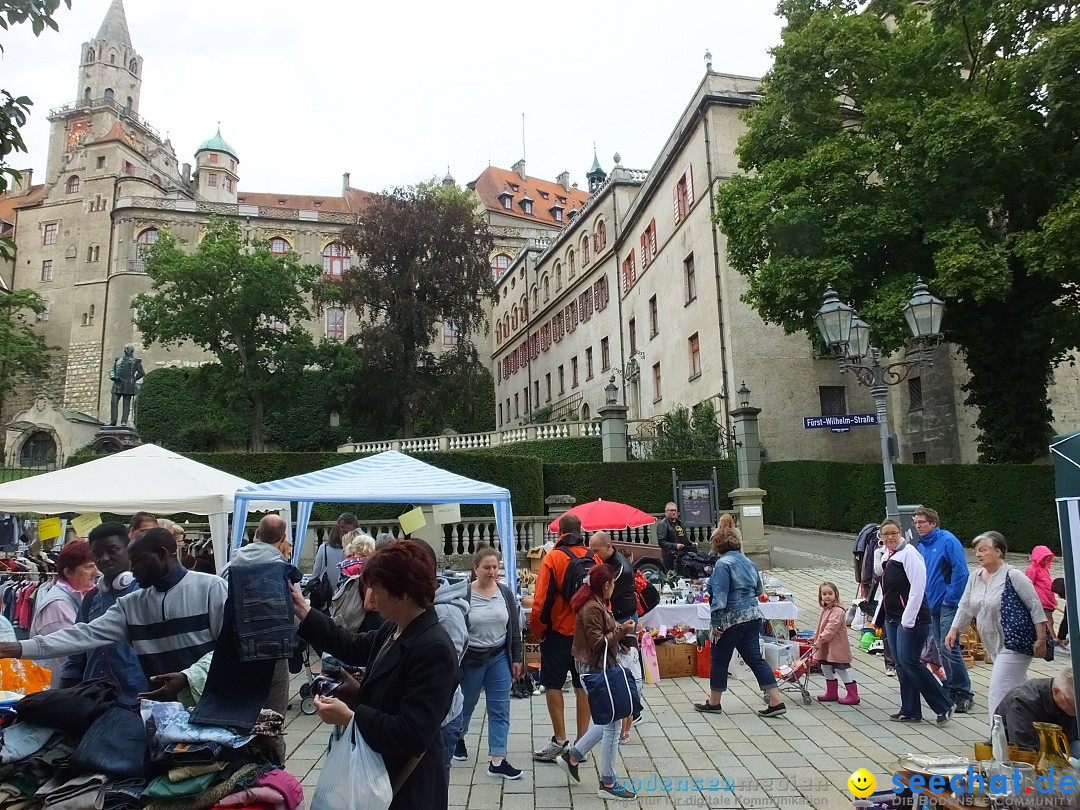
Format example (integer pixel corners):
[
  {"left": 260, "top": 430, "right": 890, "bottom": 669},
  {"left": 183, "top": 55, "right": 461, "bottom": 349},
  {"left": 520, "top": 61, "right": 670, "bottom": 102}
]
[{"left": 310, "top": 675, "right": 342, "bottom": 698}]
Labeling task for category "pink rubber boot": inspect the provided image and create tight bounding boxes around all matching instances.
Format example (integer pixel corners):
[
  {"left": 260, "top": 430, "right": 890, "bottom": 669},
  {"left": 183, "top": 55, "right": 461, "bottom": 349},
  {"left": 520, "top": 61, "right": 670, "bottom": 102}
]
[
  {"left": 838, "top": 682, "right": 861, "bottom": 705},
  {"left": 817, "top": 680, "right": 839, "bottom": 702}
]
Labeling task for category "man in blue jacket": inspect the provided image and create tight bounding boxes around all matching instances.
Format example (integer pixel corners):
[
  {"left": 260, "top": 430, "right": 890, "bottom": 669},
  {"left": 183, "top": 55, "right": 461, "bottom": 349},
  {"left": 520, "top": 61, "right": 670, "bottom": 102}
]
[{"left": 915, "top": 506, "right": 975, "bottom": 713}]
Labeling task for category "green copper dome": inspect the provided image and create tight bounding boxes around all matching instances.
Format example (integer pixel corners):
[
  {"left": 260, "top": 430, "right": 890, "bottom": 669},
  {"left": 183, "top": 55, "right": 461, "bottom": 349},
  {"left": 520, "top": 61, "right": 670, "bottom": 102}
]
[{"left": 195, "top": 127, "right": 238, "bottom": 162}]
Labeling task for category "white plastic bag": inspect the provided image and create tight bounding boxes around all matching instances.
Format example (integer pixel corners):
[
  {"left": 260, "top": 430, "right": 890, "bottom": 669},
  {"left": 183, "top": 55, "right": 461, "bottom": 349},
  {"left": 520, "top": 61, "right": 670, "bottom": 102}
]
[
  {"left": 310, "top": 717, "right": 393, "bottom": 810},
  {"left": 617, "top": 645, "right": 644, "bottom": 693}
]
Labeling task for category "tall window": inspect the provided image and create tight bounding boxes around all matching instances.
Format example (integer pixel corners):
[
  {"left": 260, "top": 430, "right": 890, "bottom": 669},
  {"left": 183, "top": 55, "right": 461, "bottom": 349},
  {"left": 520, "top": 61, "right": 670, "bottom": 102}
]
[
  {"left": 684, "top": 253, "right": 697, "bottom": 303},
  {"left": 443, "top": 320, "right": 460, "bottom": 346},
  {"left": 66, "top": 176, "right": 80, "bottom": 194},
  {"left": 629, "top": 318, "right": 637, "bottom": 355},
  {"left": 269, "top": 237, "right": 290, "bottom": 254},
  {"left": 568, "top": 250, "right": 576, "bottom": 279},
  {"left": 87, "top": 244, "right": 100, "bottom": 262},
  {"left": 908, "top": 376, "right": 923, "bottom": 411},
  {"left": 43, "top": 222, "right": 58, "bottom": 245},
  {"left": 819, "top": 386, "right": 847, "bottom": 416},
  {"left": 555, "top": 263, "right": 562, "bottom": 291},
  {"left": 533, "top": 380, "right": 540, "bottom": 409},
  {"left": 35, "top": 300, "right": 50, "bottom": 322},
  {"left": 595, "top": 220, "right": 607, "bottom": 251},
  {"left": 542, "top": 275, "right": 550, "bottom": 302},
  {"left": 490, "top": 254, "right": 512, "bottom": 278},
  {"left": 136, "top": 227, "right": 158, "bottom": 257},
  {"left": 40, "top": 260, "right": 53, "bottom": 282},
  {"left": 648, "top": 296, "right": 658, "bottom": 338},
  {"left": 207, "top": 172, "right": 218, "bottom": 188},
  {"left": 326, "top": 307, "right": 345, "bottom": 340},
  {"left": 600, "top": 337, "right": 610, "bottom": 371},
  {"left": 571, "top": 357, "right": 579, "bottom": 388},
  {"left": 585, "top": 347, "right": 594, "bottom": 379},
  {"left": 652, "top": 362, "right": 662, "bottom": 402},
  {"left": 688, "top": 333, "right": 701, "bottom": 378},
  {"left": 558, "top": 365, "right": 565, "bottom": 395},
  {"left": 581, "top": 235, "right": 590, "bottom": 266},
  {"left": 104, "top": 88, "right": 114, "bottom": 101},
  {"left": 498, "top": 403, "right": 503, "bottom": 426},
  {"left": 673, "top": 164, "right": 694, "bottom": 225},
  {"left": 545, "top": 373, "right": 552, "bottom": 402},
  {"left": 323, "top": 242, "right": 350, "bottom": 278}
]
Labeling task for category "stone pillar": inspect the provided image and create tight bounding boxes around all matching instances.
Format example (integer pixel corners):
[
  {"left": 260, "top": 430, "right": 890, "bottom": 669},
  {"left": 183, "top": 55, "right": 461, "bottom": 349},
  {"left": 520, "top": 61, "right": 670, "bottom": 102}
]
[
  {"left": 729, "top": 487, "right": 770, "bottom": 569},
  {"left": 731, "top": 403, "right": 762, "bottom": 489},
  {"left": 598, "top": 402, "right": 629, "bottom": 462}
]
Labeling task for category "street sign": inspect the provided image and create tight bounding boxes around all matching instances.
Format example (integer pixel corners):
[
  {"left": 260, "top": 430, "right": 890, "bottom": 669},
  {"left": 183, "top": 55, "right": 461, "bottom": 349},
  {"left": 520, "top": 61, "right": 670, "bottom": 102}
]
[{"left": 803, "top": 413, "right": 878, "bottom": 429}]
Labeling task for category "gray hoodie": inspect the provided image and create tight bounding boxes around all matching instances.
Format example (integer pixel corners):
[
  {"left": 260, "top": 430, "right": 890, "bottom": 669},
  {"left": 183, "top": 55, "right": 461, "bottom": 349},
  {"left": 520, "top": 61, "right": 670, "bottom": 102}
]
[
  {"left": 434, "top": 574, "right": 469, "bottom": 725},
  {"left": 220, "top": 541, "right": 284, "bottom": 576}
]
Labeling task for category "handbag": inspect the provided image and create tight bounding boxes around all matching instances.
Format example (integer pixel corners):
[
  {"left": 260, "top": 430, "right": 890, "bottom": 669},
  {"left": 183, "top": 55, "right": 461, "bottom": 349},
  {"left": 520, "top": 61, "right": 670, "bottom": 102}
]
[
  {"left": 582, "top": 638, "right": 640, "bottom": 725},
  {"left": 305, "top": 572, "right": 333, "bottom": 612},
  {"left": 310, "top": 717, "right": 393, "bottom": 810},
  {"left": 1001, "top": 568, "right": 1038, "bottom": 655}
]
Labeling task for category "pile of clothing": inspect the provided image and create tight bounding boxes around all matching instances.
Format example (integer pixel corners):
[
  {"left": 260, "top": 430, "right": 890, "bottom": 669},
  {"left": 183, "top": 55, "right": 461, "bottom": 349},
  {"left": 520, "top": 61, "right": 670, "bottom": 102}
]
[{"left": 0, "top": 681, "right": 302, "bottom": 810}]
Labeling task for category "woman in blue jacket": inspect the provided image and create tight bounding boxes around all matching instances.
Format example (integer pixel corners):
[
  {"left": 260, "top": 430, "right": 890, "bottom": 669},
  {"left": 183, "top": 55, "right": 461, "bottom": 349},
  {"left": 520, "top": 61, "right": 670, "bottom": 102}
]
[{"left": 696, "top": 514, "right": 786, "bottom": 717}]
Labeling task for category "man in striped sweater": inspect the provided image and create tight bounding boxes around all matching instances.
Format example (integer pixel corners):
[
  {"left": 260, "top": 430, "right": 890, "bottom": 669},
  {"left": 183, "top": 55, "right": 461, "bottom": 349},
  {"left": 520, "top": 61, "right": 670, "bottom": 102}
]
[{"left": 0, "top": 528, "right": 227, "bottom": 680}]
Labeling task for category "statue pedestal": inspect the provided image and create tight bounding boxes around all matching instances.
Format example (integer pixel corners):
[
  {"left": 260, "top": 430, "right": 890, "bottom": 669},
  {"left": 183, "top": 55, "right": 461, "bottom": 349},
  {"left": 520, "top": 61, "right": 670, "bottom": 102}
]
[{"left": 90, "top": 426, "right": 142, "bottom": 454}]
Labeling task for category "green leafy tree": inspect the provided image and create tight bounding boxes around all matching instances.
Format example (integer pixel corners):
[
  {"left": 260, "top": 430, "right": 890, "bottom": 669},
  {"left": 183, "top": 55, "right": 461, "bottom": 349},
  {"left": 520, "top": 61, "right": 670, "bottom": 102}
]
[
  {"left": 133, "top": 217, "right": 320, "bottom": 452},
  {"left": 0, "top": 288, "right": 53, "bottom": 416},
  {"left": 1, "top": 1, "right": 72, "bottom": 259},
  {"left": 651, "top": 401, "right": 728, "bottom": 460},
  {"left": 320, "top": 180, "right": 495, "bottom": 437},
  {"left": 716, "top": 0, "right": 1080, "bottom": 462}
]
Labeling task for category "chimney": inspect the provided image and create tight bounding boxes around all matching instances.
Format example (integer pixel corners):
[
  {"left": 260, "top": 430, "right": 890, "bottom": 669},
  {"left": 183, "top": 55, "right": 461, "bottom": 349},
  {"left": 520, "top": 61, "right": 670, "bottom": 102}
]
[
  {"left": 556, "top": 170, "right": 570, "bottom": 192},
  {"left": 512, "top": 158, "right": 526, "bottom": 180},
  {"left": 10, "top": 168, "right": 32, "bottom": 196},
  {"left": 342, "top": 172, "right": 351, "bottom": 194},
  {"left": 181, "top": 162, "right": 191, "bottom": 185}
]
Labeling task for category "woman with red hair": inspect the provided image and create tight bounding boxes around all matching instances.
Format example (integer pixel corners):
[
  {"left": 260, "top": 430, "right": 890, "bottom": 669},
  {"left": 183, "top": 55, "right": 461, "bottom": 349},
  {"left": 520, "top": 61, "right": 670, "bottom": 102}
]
[
  {"left": 558, "top": 564, "right": 638, "bottom": 801},
  {"left": 30, "top": 539, "right": 99, "bottom": 687},
  {"left": 291, "top": 540, "right": 458, "bottom": 809}
]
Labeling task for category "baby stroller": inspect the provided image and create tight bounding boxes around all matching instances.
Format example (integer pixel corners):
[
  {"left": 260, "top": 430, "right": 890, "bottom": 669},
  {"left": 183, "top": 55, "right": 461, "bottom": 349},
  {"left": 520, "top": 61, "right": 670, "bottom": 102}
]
[
  {"left": 771, "top": 647, "right": 820, "bottom": 706},
  {"left": 290, "top": 636, "right": 321, "bottom": 716}
]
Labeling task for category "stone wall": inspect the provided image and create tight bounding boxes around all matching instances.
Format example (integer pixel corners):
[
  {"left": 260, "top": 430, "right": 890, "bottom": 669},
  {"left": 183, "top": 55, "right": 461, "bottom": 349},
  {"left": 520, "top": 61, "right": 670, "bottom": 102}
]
[{"left": 63, "top": 340, "right": 102, "bottom": 415}]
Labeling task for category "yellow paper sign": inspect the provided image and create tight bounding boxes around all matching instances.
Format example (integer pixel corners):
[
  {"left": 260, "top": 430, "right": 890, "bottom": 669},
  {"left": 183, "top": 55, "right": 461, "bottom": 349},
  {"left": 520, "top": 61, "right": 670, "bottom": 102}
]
[
  {"left": 398, "top": 507, "right": 426, "bottom": 535},
  {"left": 71, "top": 513, "right": 101, "bottom": 537},
  {"left": 37, "top": 517, "right": 62, "bottom": 541}
]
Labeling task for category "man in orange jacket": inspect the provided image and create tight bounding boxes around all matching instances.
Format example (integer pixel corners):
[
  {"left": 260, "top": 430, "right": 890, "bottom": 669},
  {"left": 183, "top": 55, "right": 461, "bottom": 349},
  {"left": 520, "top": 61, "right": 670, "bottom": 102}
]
[{"left": 530, "top": 512, "right": 593, "bottom": 762}]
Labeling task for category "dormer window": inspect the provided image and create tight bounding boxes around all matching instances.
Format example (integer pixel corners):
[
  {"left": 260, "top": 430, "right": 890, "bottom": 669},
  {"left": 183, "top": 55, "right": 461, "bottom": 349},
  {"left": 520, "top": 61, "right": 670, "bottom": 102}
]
[
  {"left": 314, "top": 200, "right": 323, "bottom": 208},
  {"left": 549, "top": 200, "right": 564, "bottom": 223},
  {"left": 498, "top": 186, "right": 514, "bottom": 210},
  {"left": 522, "top": 200, "right": 533, "bottom": 215},
  {"left": 539, "top": 191, "right": 549, "bottom": 200}
]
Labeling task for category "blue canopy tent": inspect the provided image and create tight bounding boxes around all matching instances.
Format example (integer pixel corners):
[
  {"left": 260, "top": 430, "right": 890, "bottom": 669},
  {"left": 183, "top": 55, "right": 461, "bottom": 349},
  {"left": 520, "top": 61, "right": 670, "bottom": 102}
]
[{"left": 230, "top": 450, "right": 519, "bottom": 592}]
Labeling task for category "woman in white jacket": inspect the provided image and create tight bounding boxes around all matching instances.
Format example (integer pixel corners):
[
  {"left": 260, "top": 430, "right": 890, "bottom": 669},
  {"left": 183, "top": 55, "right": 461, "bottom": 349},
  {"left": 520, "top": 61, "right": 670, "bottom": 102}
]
[
  {"left": 945, "top": 531, "right": 1049, "bottom": 723},
  {"left": 872, "top": 519, "right": 954, "bottom": 725}
]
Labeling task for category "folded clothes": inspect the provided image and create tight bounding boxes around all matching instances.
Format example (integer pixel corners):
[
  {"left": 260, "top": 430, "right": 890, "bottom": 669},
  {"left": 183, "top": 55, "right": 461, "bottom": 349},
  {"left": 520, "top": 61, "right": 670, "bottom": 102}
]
[
  {"left": 144, "top": 763, "right": 261, "bottom": 810},
  {"left": 169, "top": 762, "right": 226, "bottom": 782},
  {"left": 71, "top": 706, "right": 147, "bottom": 778},
  {"left": 101, "top": 777, "right": 145, "bottom": 810},
  {"left": 145, "top": 771, "right": 220, "bottom": 799},
  {"left": 143, "top": 701, "right": 254, "bottom": 748},
  {"left": 253, "top": 770, "right": 302, "bottom": 810},
  {"left": 214, "top": 786, "right": 284, "bottom": 810},
  {"left": 35, "top": 772, "right": 108, "bottom": 810},
  {"left": 160, "top": 741, "right": 224, "bottom": 765},
  {"left": 0, "top": 723, "right": 55, "bottom": 763}
]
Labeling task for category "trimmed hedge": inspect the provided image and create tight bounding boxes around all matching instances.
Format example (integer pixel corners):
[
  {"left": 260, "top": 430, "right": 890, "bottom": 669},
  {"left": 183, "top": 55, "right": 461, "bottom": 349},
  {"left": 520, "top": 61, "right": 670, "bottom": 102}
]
[
  {"left": 478, "top": 438, "right": 602, "bottom": 464},
  {"left": 761, "top": 461, "right": 1057, "bottom": 553},
  {"left": 544, "top": 459, "right": 736, "bottom": 514}
]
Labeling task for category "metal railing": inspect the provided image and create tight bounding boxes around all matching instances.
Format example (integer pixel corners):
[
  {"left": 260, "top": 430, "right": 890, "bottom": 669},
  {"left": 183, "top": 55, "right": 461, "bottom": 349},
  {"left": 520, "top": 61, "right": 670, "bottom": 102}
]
[{"left": 49, "top": 97, "right": 161, "bottom": 139}]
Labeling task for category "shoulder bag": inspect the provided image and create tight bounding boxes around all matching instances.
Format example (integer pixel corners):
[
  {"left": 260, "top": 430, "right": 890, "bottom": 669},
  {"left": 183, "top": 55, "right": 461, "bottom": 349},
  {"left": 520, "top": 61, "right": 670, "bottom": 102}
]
[
  {"left": 1001, "top": 567, "right": 1038, "bottom": 656},
  {"left": 583, "top": 637, "right": 641, "bottom": 725}
]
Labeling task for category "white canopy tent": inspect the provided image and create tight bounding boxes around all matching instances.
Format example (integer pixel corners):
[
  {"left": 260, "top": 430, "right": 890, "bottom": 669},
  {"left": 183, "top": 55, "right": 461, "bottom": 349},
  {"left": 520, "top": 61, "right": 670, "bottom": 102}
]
[
  {"left": 231, "top": 450, "right": 520, "bottom": 592},
  {"left": 0, "top": 443, "right": 286, "bottom": 571}
]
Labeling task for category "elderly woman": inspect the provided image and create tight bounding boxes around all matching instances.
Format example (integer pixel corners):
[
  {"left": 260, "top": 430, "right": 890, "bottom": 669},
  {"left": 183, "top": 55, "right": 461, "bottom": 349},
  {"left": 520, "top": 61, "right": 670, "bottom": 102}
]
[
  {"left": 338, "top": 531, "right": 376, "bottom": 579},
  {"left": 696, "top": 514, "right": 786, "bottom": 718},
  {"left": 873, "top": 518, "right": 954, "bottom": 725},
  {"left": 292, "top": 541, "right": 458, "bottom": 809},
  {"left": 945, "top": 531, "right": 1050, "bottom": 723},
  {"left": 30, "top": 539, "right": 99, "bottom": 687}
]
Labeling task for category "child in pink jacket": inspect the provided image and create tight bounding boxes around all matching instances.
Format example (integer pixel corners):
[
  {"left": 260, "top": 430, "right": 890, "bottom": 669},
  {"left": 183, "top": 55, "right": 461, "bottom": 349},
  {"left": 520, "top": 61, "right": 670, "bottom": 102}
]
[
  {"left": 812, "top": 582, "right": 859, "bottom": 705},
  {"left": 1026, "top": 545, "right": 1056, "bottom": 622}
]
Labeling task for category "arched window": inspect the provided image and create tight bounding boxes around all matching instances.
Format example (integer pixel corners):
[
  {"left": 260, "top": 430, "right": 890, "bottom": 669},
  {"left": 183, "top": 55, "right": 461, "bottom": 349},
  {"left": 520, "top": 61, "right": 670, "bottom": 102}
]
[
  {"left": 104, "top": 88, "right": 114, "bottom": 101},
  {"left": 83, "top": 87, "right": 91, "bottom": 101},
  {"left": 66, "top": 175, "right": 80, "bottom": 194},
  {"left": 520, "top": 294, "right": 528, "bottom": 320},
  {"left": 595, "top": 219, "right": 607, "bottom": 251},
  {"left": 269, "top": 237, "right": 290, "bottom": 254},
  {"left": 568, "top": 249, "right": 576, "bottom": 279},
  {"left": 322, "top": 242, "right": 350, "bottom": 277},
  {"left": 129, "top": 59, "right": 138, "bottom": 74},
  {"left": 511, "top": 305, "right": 519, "bottom": 331},
  {"left": 542, "top": 274, "right": 550, "bottom": 302},
  {"left": 87, "top": 244, "right": 100, "bottom": 262},
  {"left": 495, "top": 322, "right": 502, "bottom": 343},
  {"left": 490, "top": 253, "right": 511, "bottom": 278},
  {"left": 126, "top": 96, "right": 133, "bottom": 110},
  {"left": 19, "top": 432, "right": 56, "bottom": 468},
  {"left": 136, "top": 227, "right": 158, "bottom": 258},
  {"left": 86, "top": 49, "right": 95, "bottom": 63},
  {"left": 555, "top": 263, "right": 563, "bottom": 290},
  {"left": 581, "top": 403, "right": 591, "bottom": 421},
  {"left": 532, "top": 285, "right": 539, "bottom": 311},
  {"left": 582, "top": 235, "right": 590, "bottom": 265},
  {"left": 502, "top": 313, "right": 509, "bottom": 334}
]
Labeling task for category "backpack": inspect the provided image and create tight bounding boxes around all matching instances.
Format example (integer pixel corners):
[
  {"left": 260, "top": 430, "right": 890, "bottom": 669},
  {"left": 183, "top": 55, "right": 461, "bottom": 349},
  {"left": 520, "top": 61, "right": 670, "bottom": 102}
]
[
  {"left": 558, "top": 545, "right": 595, "bottom": 603},
  {"left": 329, "top": 574, "right": 367, "bottom": 630}
]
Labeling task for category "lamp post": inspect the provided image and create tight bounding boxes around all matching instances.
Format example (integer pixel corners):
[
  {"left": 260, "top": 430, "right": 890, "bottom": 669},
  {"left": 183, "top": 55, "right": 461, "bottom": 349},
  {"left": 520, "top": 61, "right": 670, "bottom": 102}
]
[{"left": 814, "top": 280, "right": 945, "bottom": 519}]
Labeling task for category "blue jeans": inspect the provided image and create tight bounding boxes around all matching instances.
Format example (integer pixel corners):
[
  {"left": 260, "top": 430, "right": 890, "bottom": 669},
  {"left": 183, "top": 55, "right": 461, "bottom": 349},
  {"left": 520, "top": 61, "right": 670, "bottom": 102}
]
[
  {"left": 931, "top": 604, "right": 973, "bottom": 701},
  {"left": 884, "top": 619, "right": 953, "bottom": 719},
  {"left": 228, "top": 561, "right": 301, "bottom": 661},
  {"left": 70, "top": 705, "right": 147, "bottom": 777},
  {"left": 441, "top": 709, "right": 463, "bottom": 779},
  {"left": 459, "top": 653, "right": 511, "bottom": 758},
  {"left": 572, "top": 661, "right": 620, "bottom": 784},
  {"left": 709, "top": 620, "right": 777, "bottom": 693}
]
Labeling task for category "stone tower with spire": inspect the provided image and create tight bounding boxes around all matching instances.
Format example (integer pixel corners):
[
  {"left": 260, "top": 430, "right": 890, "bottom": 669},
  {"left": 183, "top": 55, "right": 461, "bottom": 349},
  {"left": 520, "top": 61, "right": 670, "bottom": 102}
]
[
  {"left": 586, "top": 149, "right": 607, "bottom": 193},
  {"left": 76, "top": 0, "right": 142, "bottom": 114}
]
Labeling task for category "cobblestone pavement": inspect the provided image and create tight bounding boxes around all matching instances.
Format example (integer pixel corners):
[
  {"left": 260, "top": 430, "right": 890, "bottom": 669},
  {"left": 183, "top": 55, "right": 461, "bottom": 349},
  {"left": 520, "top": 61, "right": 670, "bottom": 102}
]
[{"left": 283, "top": 531, "right": 1066, "bottom": 809}]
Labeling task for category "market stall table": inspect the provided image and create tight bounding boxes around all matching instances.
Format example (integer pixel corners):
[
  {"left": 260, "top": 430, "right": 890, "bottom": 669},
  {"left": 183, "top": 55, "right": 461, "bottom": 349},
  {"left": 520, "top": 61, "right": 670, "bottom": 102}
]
[{"left": 641, "top": 599, "right": 797, "bottom": 630}]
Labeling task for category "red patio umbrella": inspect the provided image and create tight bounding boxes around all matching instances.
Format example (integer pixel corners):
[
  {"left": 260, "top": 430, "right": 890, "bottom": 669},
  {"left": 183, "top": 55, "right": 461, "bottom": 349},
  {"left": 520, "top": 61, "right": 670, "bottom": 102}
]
[{"left": 548, "top": 499, "right": 656, "bottom": 533}]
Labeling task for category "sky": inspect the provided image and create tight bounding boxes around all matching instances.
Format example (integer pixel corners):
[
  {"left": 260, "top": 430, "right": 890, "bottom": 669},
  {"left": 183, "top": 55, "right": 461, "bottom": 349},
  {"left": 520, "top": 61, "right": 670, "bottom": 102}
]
[{"left": 3, "top": 1, "right": 785, "bottom": 197}]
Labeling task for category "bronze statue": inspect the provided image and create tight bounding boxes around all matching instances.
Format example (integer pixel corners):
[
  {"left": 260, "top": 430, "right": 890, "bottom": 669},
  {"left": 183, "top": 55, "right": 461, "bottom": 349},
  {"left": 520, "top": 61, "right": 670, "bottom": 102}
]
[{"left": 108, "top": 343, "right": 144, "bottom": 427}]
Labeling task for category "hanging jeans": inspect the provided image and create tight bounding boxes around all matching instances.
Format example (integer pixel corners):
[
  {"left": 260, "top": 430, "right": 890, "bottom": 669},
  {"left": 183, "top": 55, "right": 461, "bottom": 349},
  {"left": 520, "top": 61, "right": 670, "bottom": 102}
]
[
  {"left": 884, "top": 619, "right": 953, "bottom": 719},
  {"left": 459, "top": 652, "right": 512, "bottom": 758}
]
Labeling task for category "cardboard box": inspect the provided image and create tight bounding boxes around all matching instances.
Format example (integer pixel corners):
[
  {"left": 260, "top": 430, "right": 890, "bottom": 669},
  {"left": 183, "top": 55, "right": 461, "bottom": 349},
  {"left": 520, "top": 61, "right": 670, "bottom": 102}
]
[
  {"left": 760, "top": 639, "right": 798, "bottom": 670},
  {"left": 526, "top": 545, "right": 549, "bottom": 573},
  {"left": 524, "top": 633, "right": 541, "bottom": 666},
  {"left": 655, "top": 642, "right": 697, "bottom": 678}
]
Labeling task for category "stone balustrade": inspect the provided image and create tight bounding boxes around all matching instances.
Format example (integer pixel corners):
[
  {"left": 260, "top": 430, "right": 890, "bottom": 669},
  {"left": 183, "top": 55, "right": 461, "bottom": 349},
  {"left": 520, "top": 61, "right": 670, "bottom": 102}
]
[{"left": 337, "top": 420, "right": 607, "bottom": 454}]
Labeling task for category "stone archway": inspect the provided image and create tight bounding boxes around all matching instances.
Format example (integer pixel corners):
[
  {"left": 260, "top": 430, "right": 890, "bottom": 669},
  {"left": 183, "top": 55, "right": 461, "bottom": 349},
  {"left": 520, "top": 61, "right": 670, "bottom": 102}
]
[{"left": 19, "top": 431, "right": 57, "bottom": 469}]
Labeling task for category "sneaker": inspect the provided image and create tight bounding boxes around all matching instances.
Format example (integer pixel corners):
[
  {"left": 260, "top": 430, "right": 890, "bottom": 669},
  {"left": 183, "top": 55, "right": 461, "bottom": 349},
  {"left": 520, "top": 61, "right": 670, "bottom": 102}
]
[
  {"left": 889, "top": 713, "right": 920, "bottom": 723},
  {"left": 452, "top": 738, "right": 467, "bottom": 762},
  {"left": 885, "top": 665, "right": 896, "bottom": 677},
  {"left": 599, "top": 782, "right": 637, "bottom": 800},
  {"left": 954, "top": 695, "right": 975, "bottom": 714},
  {"left": 758, "top": 702, "right": 787, "bottom": 718},
  {"left": 632, "top": 711, "right": 644, "bottom": 725},
  {"left": 936, "top": 708, "right": 954, "bottom": 727},
  {"left": 488, "top": 760, "right": 522, "bottom": 780},
  {"left": 559, "top": 752, "right": 580, "bottom": 783},
  {"left": 533, "top": 737, "right": 568, "bottom": 762}
]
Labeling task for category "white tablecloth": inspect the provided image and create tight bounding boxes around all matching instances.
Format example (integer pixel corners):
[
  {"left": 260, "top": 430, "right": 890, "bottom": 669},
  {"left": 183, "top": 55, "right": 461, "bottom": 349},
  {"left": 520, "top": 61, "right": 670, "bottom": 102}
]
[{"left": 640, "top": 599, "right": 797, "bottom": 630}]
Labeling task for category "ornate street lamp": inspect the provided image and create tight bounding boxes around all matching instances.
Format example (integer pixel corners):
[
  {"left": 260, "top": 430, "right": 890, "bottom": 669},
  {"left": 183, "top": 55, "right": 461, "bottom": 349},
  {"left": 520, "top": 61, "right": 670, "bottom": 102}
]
[
  {"left": 815, "top": 281, "right": 945, "bottom": 518},
  {"left": 737, "top": 382, "right": 751, "bottom": 408}
]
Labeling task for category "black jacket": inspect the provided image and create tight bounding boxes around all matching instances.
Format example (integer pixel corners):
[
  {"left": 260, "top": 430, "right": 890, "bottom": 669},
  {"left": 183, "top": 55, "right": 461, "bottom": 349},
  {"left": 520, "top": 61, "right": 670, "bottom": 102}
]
[
  {"left": 299, "top": 606, "right": 459, "bottom": 810},
  {"left": 607, "top": 550, "right": 637, "bottom": 620},
  {"left": 656, "top": 517, "right": 687, "bottom": 571}
]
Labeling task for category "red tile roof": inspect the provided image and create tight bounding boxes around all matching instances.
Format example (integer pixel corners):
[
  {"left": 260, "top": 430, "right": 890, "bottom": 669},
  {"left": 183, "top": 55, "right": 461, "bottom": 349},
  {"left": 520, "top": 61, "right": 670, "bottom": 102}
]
[
  {"left": 237, "top": 186, "right": 377, "bottom": 215},
  {"left": 468, "top": 166, "right": 590, "bottom": 227},
  {"left": 93, "top": 121, "right": 140, "bottom": 151},
  {"left": 0, "top": 185, "right": 46, "bottom": 224}
]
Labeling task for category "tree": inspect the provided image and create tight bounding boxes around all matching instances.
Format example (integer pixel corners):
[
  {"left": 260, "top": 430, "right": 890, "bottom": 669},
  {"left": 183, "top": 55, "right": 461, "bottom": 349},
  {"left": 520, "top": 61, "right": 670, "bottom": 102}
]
[
  {"left": 321, "top": 180, "right": 496, "bottom": 437},
  {"left": 133, "top": 217, "right": 320, "bottom": 452},
  {"left": 715, "top": 0, "right": 1080, "bottom": 462},
  {"left": 0, "top": 288, "right": 53, "bottom": 415},
  {"left": 1, "top": 1, "right": 72, "bottom": 259},
  {"left": 651, "top": 401, "right": 730, "bottom": 460}
]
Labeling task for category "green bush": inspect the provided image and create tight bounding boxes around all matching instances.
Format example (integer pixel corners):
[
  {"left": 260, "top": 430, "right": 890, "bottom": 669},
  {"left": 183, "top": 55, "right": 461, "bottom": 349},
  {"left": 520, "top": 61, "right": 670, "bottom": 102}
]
[
  {"left": 760, "top": 461, "right": 1057, "bottom": 552},
  {"left": 544, "top": 459, "right": 735, "bottom": 513},
  {"left": 478, "top": 438, "right": 601, "bottom": 464}
]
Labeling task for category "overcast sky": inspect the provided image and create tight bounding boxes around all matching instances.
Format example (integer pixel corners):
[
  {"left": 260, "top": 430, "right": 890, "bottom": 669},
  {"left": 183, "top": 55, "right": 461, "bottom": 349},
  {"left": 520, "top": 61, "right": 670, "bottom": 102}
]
[{"left": 4, "top": 1, "right": 784, "bottom": 197}]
